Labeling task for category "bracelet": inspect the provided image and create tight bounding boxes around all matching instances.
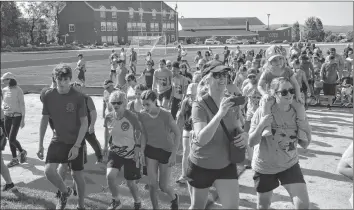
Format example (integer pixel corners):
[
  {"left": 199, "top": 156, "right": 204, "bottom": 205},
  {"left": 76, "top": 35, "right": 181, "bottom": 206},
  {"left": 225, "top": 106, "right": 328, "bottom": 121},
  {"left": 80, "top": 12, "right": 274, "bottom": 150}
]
[{"left": 135, "top": 144, "right": 141, "bottom": 148}]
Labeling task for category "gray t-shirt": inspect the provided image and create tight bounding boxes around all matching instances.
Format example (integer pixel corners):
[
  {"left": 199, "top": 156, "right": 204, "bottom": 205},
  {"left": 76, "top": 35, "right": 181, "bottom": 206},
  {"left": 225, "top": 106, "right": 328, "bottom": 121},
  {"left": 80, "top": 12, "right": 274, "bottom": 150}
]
[
  {"left": 250, "top": 106, "right": 299, "bottom": 174},
  {"left": 190, "top": 95, "right": 240, "bottom": 169}
]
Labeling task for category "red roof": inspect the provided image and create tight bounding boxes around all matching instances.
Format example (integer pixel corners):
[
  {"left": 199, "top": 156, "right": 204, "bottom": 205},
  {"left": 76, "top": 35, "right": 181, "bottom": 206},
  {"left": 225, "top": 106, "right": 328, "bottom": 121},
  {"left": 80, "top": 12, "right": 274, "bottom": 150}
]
[
  {"left": 179, "top": 29, "right": 258, "bottom": 37},
  {"left": 179, "top": 17, "right": 264, "bottom": 30}
]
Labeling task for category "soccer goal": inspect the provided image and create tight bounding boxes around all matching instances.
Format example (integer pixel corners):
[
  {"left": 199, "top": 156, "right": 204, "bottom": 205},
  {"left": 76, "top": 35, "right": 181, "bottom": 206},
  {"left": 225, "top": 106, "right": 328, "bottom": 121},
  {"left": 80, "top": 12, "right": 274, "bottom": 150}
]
[{"left": 129, "top": 32, "right": 167, "bottom": 57}]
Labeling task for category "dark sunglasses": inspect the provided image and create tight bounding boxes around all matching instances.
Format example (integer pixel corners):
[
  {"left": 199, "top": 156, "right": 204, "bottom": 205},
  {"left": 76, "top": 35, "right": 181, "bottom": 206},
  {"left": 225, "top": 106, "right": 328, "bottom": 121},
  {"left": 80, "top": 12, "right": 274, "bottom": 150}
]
[
  {"left": 276, "top": 88, "right": 295, "bottom": 96},
  {"left": 110, "top": 101, "right": 123, "bottom": 105},
  {"left": 248, "top": 75, "right": 256, "bottom": 79},
  {"left": 212, "top": 71, "right": 228, "bottom": 79}
]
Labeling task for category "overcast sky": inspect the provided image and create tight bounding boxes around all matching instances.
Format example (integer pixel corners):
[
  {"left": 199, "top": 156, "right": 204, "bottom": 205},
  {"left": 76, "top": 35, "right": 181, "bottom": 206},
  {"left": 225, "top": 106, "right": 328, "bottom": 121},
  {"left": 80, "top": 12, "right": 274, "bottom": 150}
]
[{"left": 166, "top": 2, "right": 353, "bottom": 26}]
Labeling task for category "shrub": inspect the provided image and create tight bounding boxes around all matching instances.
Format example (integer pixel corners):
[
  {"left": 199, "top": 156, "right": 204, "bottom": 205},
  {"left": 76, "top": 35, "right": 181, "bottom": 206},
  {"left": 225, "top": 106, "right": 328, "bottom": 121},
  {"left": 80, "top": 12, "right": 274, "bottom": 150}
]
[{"left": 5, "top": 45, "right": 12, "bottom": 49}]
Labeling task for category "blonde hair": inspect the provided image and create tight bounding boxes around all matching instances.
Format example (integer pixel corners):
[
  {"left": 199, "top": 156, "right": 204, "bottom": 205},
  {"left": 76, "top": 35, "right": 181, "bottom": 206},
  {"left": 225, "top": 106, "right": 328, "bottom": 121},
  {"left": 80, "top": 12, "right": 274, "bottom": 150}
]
[
  {"left": 109, "top": 90, "right": 127, "bottom": 103},
  {"left": 196, "top": 73, "right": 212, "bottom": 101}
]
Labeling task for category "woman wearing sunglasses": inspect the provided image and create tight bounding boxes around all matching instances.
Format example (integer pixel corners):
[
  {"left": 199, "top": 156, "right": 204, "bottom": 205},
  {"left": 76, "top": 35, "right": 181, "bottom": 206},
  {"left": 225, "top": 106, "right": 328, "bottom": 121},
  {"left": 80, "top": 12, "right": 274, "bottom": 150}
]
[
  {"left": 188, "top": 61, "right": 247, "bottom": 209},
  {"left": 139, "top": 90, "right": 181, "bottom": 210},
  {"left": 103, "top": 90, "right": 143, "bottom": 210},
  {"left": 249, "top": 77, "right": 311, "bottom": 209}
]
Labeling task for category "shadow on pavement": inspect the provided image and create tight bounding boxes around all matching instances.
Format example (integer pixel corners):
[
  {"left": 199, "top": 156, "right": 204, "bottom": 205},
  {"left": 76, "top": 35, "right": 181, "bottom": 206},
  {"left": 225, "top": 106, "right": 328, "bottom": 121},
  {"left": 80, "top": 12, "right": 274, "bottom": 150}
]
[
  {"left": 298, "top": 148, "right": 343, "bottom": 158},
  {"left": 301, "top": 168, "right": 352, "bottom": 183}
]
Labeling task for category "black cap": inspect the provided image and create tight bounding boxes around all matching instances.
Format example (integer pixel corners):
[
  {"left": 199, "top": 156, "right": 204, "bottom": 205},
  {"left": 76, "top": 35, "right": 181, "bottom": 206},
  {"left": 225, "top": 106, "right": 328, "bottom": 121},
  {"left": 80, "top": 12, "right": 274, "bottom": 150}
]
[
  {"left": 202, "top": 60, "right": 231, "bottom": 77},
  {"left": 78, "top": 53, "right": 83, "bottom": 57}
]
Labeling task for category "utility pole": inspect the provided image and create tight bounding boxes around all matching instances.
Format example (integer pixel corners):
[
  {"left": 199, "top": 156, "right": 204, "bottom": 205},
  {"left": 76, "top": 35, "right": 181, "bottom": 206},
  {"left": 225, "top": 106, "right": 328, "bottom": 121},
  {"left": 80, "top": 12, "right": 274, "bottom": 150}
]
[{"left": 267, "top": 14, "right": 270, "bottom": 30}]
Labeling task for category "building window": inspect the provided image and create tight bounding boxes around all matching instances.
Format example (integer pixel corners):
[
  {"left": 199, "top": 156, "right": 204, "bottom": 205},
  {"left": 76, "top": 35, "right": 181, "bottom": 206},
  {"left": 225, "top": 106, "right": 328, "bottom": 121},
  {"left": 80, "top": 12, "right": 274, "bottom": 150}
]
[
  {"left": 139, "top": 8, "right": 144, "bottom": 17},
  {"left": 129, "top": 8, "right": 134, "bottom": 19},
  {"left": 162, "top": 23, "right": 166, "bottom": 31},
  {"left": 167, "top": 23, "right": 171, "bottom": 31},
  {"left": 101, "top": 22, "right": 106, "bottom": 31},
  {"left": 132, "top": 22, "right": 137, "bottom": 31},
  {"left": 127, "top": 22, "right": 132, "bottom": 31},
  {"left": 142, "top": 23, "right": 146, "bottom": 31},
  {"left": 113, "top": 36, "right": 118, "bottom": 43},
  {"left": 100, "top": 6, "right": 106, "bottom": 19},
  {"left": 152, "top": 9, "right": 156, "bottom": 20},
  {"left": 155, "top": 23, "right": 159, "bottom": 31},
  {"left": 150, "top": 23, "right": 155, "bottom": 31},
  {"left": 171, "top": 23, "right": 175, "bottom": 30},
  {"left": 112, "top": 22, "right": 118, "bottom": 31},
  {"left": 107, "top": 36, "right": 113, "bottom": 43},
  {"left": 171, "top": 35, "right": 175, "bottom": 42},
  {"left": 101, "top": 36, "right": 107, "bottom": 43},
  {"left": 107, "top": 22, "right": 112, "bottom": 31},
  {"left": 288, "top": 30, "right": 290, "bottom": 36},
  {"left": 69, "top": 24, "right": 75, "bottom": 32},
  {"left": 112, "top": 11, "right": 117, "bottom": 19},
  {"left": 162, "top": 10, "right": 166, "bottom": 18}
]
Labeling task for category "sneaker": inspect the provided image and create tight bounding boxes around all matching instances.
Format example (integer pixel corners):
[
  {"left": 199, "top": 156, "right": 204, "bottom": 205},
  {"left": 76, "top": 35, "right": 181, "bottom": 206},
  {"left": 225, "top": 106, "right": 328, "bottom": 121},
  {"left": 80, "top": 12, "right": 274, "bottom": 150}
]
[
  {"left": 56, "top": 187, "right": 72, "bottom": 210},
  {"left": 96, "top": 156, "right": 103, "bottom": 164},
  {"left": 7, "top": 158, "right": 19, "bottom": 168},
  {"left": 170, "top": 194, "right": 179, "bottom": 210},
  {"left": 134, "top": 202, "right": 141, "bottom": 210},
  {"left": 327, "top": 104, "right": 332, "bottom": 110},
  {"left": 107, "top": 199, "right": 122, "bottom": 210},
  {"left": 2, "top": 183, "right": 15, "bottom": 191},
  {"left": 19, "top": 150, "right": 27, "bottom": 163}
]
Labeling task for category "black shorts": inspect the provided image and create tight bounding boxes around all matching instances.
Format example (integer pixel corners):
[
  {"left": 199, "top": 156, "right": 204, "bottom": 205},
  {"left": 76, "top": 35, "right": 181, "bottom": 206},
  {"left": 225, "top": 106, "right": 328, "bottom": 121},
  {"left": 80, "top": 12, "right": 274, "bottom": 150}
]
[
  {"left": 111, "top": 70, "right": 116, "bottom": 74},
  {"left": 78, "top": 71, "right": 85, "bottom": 81},
  {"left": 253, "top": 163, "right": 306, "bottom": 193},
  {"left": 45, "top": 141, "right": 85, "bottom": 171},
  {"left": 186, "top": 159, "right": 238, "bottom": 189},
  {"left": 107, "top": 151, "right": 141, "bottom": 180},
  {"left": 144, "top": 144, "right": 171, "bottom": 164},
  {"left": 323, "top": 83, "right": 337, "bottom": 96},
  {"left": 177, "top": 56, "right": 182, "bottom": 62},
  {"left": 158, "top": 87, "right": 172, "bottom": 102}
]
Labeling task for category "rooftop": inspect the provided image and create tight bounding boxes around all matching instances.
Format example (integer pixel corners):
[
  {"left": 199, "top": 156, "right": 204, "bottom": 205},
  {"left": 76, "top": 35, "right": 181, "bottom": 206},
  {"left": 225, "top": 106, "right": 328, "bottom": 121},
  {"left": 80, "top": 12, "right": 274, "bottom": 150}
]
[
  {"left": 179, "top": 29, "right": 258, "bottom": 37},
  {"left": 179, "top": 17, "right": 265, "bottom": 30}
]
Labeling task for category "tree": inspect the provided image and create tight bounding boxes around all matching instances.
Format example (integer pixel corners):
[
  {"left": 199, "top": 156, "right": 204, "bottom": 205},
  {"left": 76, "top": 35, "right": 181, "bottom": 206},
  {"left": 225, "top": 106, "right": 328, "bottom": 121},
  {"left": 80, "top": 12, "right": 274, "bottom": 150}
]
[
  {"left": 292, "top": 21, "right": 300, "bottom": 42},
  {"left": 304, "top": 16, "right": 325, "bottom": 42},
  {"left": 1, "top": 1, "right": 21, "bottom": 40},
  {"left": 346, "top": 31, "right": 353, "bottom": 42},
  {"left": 18, "top": 2, "right": 47, "bottom": 44},
  {"left": 40, "top": 2, "right": 66, "bottom": 43}
]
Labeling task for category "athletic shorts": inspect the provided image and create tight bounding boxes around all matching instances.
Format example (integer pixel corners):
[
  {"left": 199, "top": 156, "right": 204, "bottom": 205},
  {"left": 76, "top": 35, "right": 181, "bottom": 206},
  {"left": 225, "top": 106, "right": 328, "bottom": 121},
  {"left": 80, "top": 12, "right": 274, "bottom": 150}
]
[
  {"left": 130, "top": 61, "right": 137, "bottom": 66},
  {"left": 186, "top": 159, "right": 238, "bottom": 189},
  {"left": 45, "top": 141, "right": 85, "bottom": 171},
  {"left": 177, "top": 55, "right": 182, "bottom": 62},
  {"left": 78, "top": 71, "right": 85, "bottom": 81},
  {"left": 158, "top": 87, "right": 172, "bottom": 102},
  {"left": 253, "top": 162, "right": 306, "bottom": 193},
  {"left": 314, "top": 87, "right": 322, "bottom": 96},
  {"left": 323, "top": 83, "right": 337, "bottom": 96},
  {"left": 144, "top": 144, "right": 171, "bottom": 164},
  {"left": 107, "top": 151, "right": 141, "bottom": 180},
  {"left": 111, "top": 70, "right": 117, "bottom": 74}
]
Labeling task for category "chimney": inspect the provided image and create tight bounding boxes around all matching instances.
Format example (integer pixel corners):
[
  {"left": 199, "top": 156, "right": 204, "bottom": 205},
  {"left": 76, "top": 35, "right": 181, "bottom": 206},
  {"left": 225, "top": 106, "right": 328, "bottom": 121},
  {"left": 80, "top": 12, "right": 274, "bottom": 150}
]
[{"left": 246, "top": 20, "right": 249, "bottom": 31}]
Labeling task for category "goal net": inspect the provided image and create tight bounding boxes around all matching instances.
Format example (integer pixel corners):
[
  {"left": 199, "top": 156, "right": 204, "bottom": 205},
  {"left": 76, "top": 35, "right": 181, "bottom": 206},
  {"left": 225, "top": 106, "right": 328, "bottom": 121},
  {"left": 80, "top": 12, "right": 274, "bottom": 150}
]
[{"left": 129, "top": 32, "right": 167, "bottom": 57}]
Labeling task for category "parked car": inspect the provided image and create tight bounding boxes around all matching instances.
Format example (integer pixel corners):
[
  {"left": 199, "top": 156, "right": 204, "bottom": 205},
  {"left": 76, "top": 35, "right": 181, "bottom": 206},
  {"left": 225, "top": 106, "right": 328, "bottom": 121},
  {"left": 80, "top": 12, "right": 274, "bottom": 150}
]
[
  {"left": 194, "top": 40, "right": 202, "bottom": 45},
  {"left": 283, "top": 40, "right": 289, "bottom": 44},
  {"left": 205, "top": 39, "right": 215, "bottom": 45},
  {"left": 243, "top": 41, "right": 250, "bottom": 45},
  {"left": 256, "top": 41, "right": 265, "bottom": 44}
]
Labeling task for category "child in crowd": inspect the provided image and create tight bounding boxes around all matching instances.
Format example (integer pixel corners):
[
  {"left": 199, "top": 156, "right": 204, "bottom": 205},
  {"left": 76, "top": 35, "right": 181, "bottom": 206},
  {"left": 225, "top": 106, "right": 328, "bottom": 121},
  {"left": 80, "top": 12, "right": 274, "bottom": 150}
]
[{"left": 313, "top": 71, "right": 324, "bottom": 106}]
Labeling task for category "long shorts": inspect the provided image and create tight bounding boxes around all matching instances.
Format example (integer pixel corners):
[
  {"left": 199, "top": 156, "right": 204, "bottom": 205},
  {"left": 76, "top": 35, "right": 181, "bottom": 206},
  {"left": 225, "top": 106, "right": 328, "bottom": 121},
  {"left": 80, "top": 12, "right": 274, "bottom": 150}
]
[
  {"left": 253, "top": 162, "right": 306, "bottom": 193},
  {"left": 158, "top": 87, "right": 172, "bottom": 102},
  {"left": 45, "top": 141, "right": 85, "bottom": 171},
  {"left": 186, "top": 159, "right": 238, "bottom": 189},
  {"left": 107, "top": 151, "right": 141, "bottom": 180},
  {"left": 144, "top": 144, "right": 171, "bottom": 164}
]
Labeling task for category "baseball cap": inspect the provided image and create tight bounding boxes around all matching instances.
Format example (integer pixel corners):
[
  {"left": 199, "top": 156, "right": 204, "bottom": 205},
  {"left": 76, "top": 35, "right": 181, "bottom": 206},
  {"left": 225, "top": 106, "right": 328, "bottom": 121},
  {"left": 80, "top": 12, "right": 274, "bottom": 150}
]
[
  {"left": 202, "top": 60, "right": 231, "bottom": 77},
  {"left": 265, "top": 45, "right": 284, "bottom": 62},
  {"left": 247, "top": 69, "right": 258, "bottom": 78},
  {"left": 186, "top": 83, "right": 197, "bottom": 95},
  {"left": 1, "top": 72, "right": 16, "bottom": 80},
  {"left": 78, "top": 53, "right": 83, "bottom": 57}
]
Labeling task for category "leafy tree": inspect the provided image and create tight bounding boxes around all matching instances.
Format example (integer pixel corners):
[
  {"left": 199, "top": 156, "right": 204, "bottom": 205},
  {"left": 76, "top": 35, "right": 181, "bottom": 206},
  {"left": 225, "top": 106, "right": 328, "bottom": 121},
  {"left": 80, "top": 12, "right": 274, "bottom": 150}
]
[
  {"left": 1, "top": 1, "right": 21, "bottom": 40},
  {"left": 292, "top": 21, "right": 300, "bottom": 42},
  {"left": 304, "top": 16, "right": 325, "bottom": 42},
  {"left": 40, "top": 1, "right": 66, "bottom": 43}
]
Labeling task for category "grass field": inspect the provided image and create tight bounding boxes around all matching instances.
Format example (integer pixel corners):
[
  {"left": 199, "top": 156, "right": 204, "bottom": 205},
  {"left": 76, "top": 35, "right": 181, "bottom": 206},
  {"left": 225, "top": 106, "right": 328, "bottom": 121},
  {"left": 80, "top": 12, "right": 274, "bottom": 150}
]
[{"left": 1, "top": 44, "right": 348, "bottom": 87}]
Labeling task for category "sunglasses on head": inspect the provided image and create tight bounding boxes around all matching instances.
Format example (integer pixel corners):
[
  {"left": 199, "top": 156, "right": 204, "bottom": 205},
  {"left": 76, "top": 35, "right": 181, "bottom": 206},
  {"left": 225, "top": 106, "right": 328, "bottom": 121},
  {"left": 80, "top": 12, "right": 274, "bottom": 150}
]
[
  {"left": 110, "top": 101, "right": 123, "bottom": 105},
  {"left": 276, "top": 88, "right": 295, "bottom": 96},
  {"left": 212, "top": 71, "right": 228, "bottom": 79}
]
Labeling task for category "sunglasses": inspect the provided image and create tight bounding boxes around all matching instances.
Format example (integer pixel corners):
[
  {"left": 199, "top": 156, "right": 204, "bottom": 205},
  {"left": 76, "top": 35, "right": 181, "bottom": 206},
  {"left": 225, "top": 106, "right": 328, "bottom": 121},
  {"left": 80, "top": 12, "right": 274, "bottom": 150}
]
[
  {"left": 248, "top": 75, "right": 256, "bottom": 79},
  {"left": 212, "top": 71, "right": 228, "bottom": 79},
  {"left": 276, "top": 88, "right": 295, "bottom": 96},
  {"left": 110, "top": 101, "right": 123, "bottom": 105},
  {"left": 166, "top": 65, "right": 172, "bottom": 67}
]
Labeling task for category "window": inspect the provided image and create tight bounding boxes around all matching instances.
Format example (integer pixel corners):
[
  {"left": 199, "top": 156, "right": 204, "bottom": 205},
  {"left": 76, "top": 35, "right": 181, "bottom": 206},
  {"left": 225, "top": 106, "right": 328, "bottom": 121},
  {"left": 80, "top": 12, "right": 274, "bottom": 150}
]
[
  {"left": 100, "top": 6, "right": 106, "bottom": 18},
  {"left": 137, "top": 22, "right": 141, "bottom": 31},
  {"left": 171, "top": 23, "right": 175, "bottom": 30},
  {"left": 142, "top": 22, "right": 146, "bottom": 31},
  {"left": 162, "top": 10, "right": 166, "bottom": 18},
  {"left": 155, "top": 23, "right": 159, "bottom": 31},
  {"left": 101, "top": 36, "right": 107, "bottom": 43},
  {"left": 171, "top": 35, "right": 175, "bottom": 42},
  {"left": 288, "top": 30, "right": 290, "bottom": 36},
  {"left": 112, "top": 22, "right": 118, "bottom": 31},
  {"left": 132, "top": 22, "right": 137, "bottom": 31},
  {"left": 167, "top": 23, "right": 171, "bottom": 31},
  {"left": 107, "top": 22, "right": 112, "bottom": 31},
  {"left": 139, "top": 8, "right": 144, "bottom": 17},
  {"left": 69, "top": 24, "right": 75, "bottom": 32},
  {"left": 129, "top": 8, "right": 134, "bottom": 19},
  {"left": 150, "top": 23, "right": 155, "bottom": 31},
  {"left": 152, "top": 9, "right": 156, "bottom": 20},
  {"left": 107, "top": 36, "right": 113, "bottom": 43},
  {"left": 112, "top": 11, "right": 117, "bottom": 19},
  {"left": 127, "top": 22, "right": 132, "bottom": 31},
  {"left": 163, "top": 23, "right": 166, "bottom": 31},
  {"left": 113, "top": 36, "right": 118, "bottom": 43},
  {"left": 101, "top": 22, "right": 106, "bottom": 31}
]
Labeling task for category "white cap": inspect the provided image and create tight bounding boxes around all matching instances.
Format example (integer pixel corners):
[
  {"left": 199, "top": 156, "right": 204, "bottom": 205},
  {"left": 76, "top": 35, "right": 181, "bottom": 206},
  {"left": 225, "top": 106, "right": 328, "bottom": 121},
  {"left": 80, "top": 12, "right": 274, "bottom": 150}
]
[{"left": 1, "top": 72, "right": 15, "bottom": 80}]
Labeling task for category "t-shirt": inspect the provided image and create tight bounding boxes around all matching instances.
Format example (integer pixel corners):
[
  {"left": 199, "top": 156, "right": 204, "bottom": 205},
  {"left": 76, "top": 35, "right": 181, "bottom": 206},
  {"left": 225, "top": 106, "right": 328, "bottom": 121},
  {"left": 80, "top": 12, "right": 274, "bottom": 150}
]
[
  {"left": 190, "top": 94, "right": 240, "bottom": 169},
  {"left": 153, "top": 68, "right": 173, "bottom": 94},
  {"left": 300, "top": 60, "right": 314, "bottom": 80},
  {"left": 126, "top": 86, "right": 135, "bottom": 101},
  {"left": 181, "top": 72, "right": 193, "bottom": 84},
  {"left": 110, "top": 53, "right": 118, "bottom": 70},
  {"left": 104, "top": 110, "right": 141, "bottom": 159},
  {"left": 143, "top": 68, "right": 155, "bottom": 89},
  {"left": 130, "top": 51, "right": 137, "bottom": 62},
  {"left": 250, "top": 106, "right": 300, "bottom": 174},
  {"left": 42, "top": 88, "right": 87, "bottom": 144},
  {"left": 77, "top": 59, "right": 86, "bottom": 72},
  {"left": 321, "top": 62, "right": 339, "bottom": 84},
  {"left": 2, "top": 86, "right": 25, "bottom": 116},
  {"left": 120, "top": 52, "right": 126, "bottom": 61},
  {"left": 259, "top": 67, "right": 294, "bottom": 91},
  {"left": 117, "top": 66, "right": 128, "bottom": 87},
  {"left": 138, "top": 108, "right": 174, "bottom": 152},
  {"left": 172, "top": 76, "right": 189, "bottom": 100}
]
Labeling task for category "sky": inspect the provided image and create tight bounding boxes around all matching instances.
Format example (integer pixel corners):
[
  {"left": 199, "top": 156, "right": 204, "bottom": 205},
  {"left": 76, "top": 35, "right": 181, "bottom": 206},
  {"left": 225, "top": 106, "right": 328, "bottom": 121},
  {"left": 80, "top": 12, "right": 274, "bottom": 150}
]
[{"left": 165, "top": 1, "right": 353, "bottom": 26}]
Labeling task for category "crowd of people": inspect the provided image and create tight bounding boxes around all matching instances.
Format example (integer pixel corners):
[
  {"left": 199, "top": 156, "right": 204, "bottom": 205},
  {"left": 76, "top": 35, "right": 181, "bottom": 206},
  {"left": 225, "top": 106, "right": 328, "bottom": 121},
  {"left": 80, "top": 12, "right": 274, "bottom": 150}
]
[{"left": 0, "top": 42, "right": 353, "bottom": 210}]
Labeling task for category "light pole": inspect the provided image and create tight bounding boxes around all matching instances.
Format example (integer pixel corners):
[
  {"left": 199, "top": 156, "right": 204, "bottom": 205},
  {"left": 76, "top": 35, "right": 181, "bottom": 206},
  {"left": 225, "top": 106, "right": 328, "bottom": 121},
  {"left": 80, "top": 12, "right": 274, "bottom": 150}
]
[{"left": 267, "top": 14, "right": 270, "bottom": 30}]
